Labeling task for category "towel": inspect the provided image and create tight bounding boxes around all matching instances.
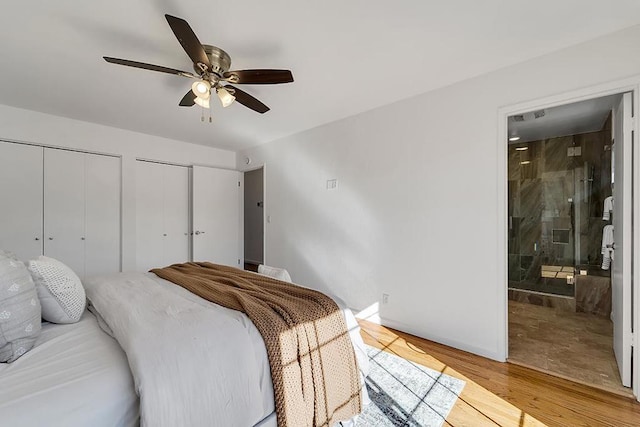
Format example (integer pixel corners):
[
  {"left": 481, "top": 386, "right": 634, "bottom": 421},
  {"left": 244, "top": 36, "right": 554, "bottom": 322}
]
[
  {"left": 603, "top": 196, "right": 614, "bottom": 221},
  {"left": 601, "top": 224, "right": 614, "bottom": 270}
]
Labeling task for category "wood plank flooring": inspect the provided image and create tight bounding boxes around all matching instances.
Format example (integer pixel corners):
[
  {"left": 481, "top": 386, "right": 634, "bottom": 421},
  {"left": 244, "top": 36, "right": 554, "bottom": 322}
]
[{"left": 358, "top": 319, "right": 640, "bottom": 427}]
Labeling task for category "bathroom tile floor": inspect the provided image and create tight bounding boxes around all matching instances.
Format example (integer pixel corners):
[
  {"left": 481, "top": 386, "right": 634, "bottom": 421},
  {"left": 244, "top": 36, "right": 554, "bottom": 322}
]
[{"left": 508, "top": 300, "right": 632, "bottom": 397}]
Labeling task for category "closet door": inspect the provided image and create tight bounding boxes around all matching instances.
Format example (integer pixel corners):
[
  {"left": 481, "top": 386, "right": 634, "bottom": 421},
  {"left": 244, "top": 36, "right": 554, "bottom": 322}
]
[
  {"left": 44, "top": 149, "right": 85, "bottom": 278},
  {"left": 162, "top": 164, "right": 190, "bottom": 266},
  {"left": 136, "top": 161, "right": 165, "bottom": 271},
  {"left": 85, "top": 154, "right": 121, "bottom": 276},
  {"left": 0, "top": 142, "right": 43, "bottom": 260},
  {"left": 192, "top": 166, "right": 241, "bottom": 267}
]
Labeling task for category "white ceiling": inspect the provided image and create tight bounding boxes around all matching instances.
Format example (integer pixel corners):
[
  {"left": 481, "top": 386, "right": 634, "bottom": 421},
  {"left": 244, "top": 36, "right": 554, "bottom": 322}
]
[
  {"left": 508, "top": 94, "right": 621, "bottom": 143},
  {"left": 1, "top": 1, "right": 640, "bottom": 151}
]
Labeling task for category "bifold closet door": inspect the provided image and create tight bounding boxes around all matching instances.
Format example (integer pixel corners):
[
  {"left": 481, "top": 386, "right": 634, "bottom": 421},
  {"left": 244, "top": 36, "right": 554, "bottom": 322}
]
[
  {"left": 85, "top": 154, "right": 121, "bottom": 276},
  {"left": 162, "top": 164, "right": 190, "bottom": 266},
  {"left": 0, "top": 142, "right": 43, "bottom": 261},
  {"left": 136, "top": 161, "right": 190, "bottom": 271},
  {"left": 136, "top": 161, "right": 165, "bottom": 272},
  {"left": 44, "top": 149, "right": 85, "bottom": 277},
  {"left": 192, "top": 166, "right": 242, "bottom": 267}
]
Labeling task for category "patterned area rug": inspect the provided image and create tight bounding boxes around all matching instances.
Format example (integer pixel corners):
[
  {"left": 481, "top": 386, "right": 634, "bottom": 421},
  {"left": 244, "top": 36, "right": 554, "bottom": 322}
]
[{"left": 355, "top": 345, "right": 465, "bottom": 427}]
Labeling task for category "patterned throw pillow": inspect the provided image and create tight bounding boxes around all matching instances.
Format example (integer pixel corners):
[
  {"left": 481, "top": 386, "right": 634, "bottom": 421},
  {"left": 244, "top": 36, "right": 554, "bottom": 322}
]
[
  {"left": 28, "top": 256, "right": 86, "bottom": 324},
  {"left": 0, "top": 251, "right": 42, "bottom": 362}
]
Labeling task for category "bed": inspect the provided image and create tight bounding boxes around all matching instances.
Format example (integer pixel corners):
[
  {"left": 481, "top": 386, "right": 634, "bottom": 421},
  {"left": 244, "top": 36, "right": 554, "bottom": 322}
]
[
  {"left": 0, "top": 268, "right": 369, "bottom": 427},
  {"left": 0, "top": 311, "right": 139, "bottom": 426}
]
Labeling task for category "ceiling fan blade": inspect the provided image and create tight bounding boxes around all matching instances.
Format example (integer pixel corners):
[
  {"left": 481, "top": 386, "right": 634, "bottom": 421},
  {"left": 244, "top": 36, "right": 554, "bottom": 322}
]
[
  {"left": 223, "top": 69, "right": 294, "bottom": 85},
  {"left": 179, "top": 90, "right": 196, "bottom": 107},
  {"left": 165, "top": 14, "right": 210, "bottom": 72},
  {"left": 226, "top": 85, "right": 270, "bottom": 114},
  {"left": 103, "top": 57, "right": 195, "bottom": 77}
]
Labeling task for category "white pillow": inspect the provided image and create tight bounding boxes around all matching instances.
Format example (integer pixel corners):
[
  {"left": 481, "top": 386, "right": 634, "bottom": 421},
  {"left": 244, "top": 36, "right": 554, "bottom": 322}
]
[
  {"left": 0, "top": 251, "right": 42, "bottom": 362},
  {"left": 27, "top": 256, "right": 86, "bottom": 324},
  {"left": 257, "top": 264, "right": 292, "bottom": 283}
]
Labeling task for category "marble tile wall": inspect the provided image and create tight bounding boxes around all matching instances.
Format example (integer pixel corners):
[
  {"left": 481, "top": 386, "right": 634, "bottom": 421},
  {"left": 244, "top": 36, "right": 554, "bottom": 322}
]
[
  {"left": 508, "top": 124, "right": 613, "bottom": 291},
  {"left": 508, "top": 289, "right": 576, "bottom": 313},
  {"left": 575, "top": 275, "right": 612, "bottom": 317}
]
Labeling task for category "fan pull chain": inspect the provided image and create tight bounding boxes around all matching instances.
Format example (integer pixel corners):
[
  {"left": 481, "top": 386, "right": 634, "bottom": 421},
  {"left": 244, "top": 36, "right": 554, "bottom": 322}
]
[
  {"left": 201, "top": 106, "right": 204, "bottom": 122},
  {"left": 208, "top": 89, "right": 213, "bottom": 123}
]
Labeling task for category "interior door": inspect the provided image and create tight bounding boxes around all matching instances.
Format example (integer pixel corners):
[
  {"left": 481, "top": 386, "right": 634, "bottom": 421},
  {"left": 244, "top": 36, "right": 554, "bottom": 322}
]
[
  {"left": 85, "top": 153, "right": 121, "bottom": 276},
  {"left": 192, "top": 166, "right": 242, "bottom": 267},
  {"left": 612, "top": 91, "right": 633, "bottom": 388},
  {"left": 0, "top": 142, "right": 43, "bottom": 260},
  {"left": 162, "top": 164, "right": 190, "bottom": 266},
  {"left": 44, "top": 148, "right": 85, "bottom": 278},
  {"left": 135, "top": 161, "right": 165, "bottom": 271}
]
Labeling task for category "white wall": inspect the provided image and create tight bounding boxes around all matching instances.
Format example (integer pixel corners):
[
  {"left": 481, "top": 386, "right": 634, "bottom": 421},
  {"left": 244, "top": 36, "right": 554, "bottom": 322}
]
[
  {"left": 238, "top": 25, "right": 640, "bottom": 360},
  {"left": 0, "top": 104, "right": 236, "bottom": 272}
]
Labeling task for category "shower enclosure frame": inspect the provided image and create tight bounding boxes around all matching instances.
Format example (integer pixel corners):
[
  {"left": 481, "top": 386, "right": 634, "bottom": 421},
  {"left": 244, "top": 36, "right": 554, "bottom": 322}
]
[{"left": 496, "top": 75, "right": 640, "bottom": 401}]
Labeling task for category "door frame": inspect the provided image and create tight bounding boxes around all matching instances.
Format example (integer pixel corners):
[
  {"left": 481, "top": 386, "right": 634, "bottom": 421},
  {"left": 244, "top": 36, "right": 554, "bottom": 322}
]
[
  {"left": 496, "top": 75, "right": 640, "bottom": 399},
  {"left": 243, "top": 163, "right": 267, "bottom": 267}
]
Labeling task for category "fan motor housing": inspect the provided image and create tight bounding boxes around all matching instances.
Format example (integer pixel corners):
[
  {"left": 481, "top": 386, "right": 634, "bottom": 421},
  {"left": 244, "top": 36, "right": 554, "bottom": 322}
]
[{"left": 198, "top": 45, "right": 231, "bottom": 77}]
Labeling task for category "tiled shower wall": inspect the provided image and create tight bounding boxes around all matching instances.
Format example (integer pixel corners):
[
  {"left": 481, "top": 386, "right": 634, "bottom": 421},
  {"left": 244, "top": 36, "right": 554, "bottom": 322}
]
[{"left": 508, "top": 117, "right": 612, "bottom": 287}]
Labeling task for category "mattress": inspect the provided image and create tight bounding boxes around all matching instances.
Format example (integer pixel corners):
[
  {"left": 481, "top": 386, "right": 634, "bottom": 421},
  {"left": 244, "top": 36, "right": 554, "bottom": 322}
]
[{"left": 0, "top": 311, "right": 139, "bottom": 427}]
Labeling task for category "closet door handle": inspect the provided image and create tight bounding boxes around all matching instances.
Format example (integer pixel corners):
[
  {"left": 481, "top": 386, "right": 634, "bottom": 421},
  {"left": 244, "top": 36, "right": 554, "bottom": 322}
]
[
  {"left": 34, "top": 237, "right": 40, "bottom": 241},
  {"left": 81, "top": 237, "right": 85, "bottom": 240},
  {"left": 194, "top": 230, "right": 205, "bottom": 235},
  {"left": 48, "top": 237, "right": 54, "bottom": 241}
]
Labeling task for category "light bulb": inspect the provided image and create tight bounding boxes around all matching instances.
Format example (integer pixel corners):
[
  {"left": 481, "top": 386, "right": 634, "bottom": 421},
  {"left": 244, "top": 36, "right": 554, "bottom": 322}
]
[
  {"left": 509, "top": 136, "right": 521, "bottom": 142},
  {"left": 195, "top": 82, "right": 208, "bottom": 94},
  {"left": 217, "top": 87, "right": 236, "bottom": 108},
  {"left": 191, "top": 81, "right": 211, "bottom": 100}
]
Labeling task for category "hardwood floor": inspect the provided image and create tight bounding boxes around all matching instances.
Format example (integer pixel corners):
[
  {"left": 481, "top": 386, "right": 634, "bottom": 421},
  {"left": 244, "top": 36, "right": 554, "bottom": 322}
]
[{"left": 358, "top": 319, "right": 640, "bottom": 427}]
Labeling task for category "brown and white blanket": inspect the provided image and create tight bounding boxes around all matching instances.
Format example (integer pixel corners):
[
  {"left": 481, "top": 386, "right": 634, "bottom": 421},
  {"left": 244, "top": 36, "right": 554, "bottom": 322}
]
[{"left": 151, "top": 262, "right": 362, "bottom": 427}]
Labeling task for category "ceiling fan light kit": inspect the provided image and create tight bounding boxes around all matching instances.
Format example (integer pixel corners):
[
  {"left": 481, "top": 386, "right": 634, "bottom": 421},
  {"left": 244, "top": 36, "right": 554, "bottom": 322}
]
[
  {"left": 194, "top": 97, "right": 210, "bottom": 109},
  {"left": 216, "top": 87, "right": 235, "bottom": 108},
  {"left": 103, "top": 14, "right": 294, "bottom": 119},
  {"left": 192, "top": 80, "right": 211, "bottom": 99}
]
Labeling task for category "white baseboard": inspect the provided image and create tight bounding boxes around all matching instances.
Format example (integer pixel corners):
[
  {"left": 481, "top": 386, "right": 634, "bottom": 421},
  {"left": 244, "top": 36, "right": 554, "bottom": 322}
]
[{"left": 377, "top": 317, "right": 505, "bottom": 362}]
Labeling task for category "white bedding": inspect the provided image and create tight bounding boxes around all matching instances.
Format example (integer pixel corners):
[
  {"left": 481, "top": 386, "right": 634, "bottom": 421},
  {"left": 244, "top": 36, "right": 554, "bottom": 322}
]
[
  {"left": 1, "top": 271, "right": 368, "bottom": 427},
  {"left": 0, "top": 311, "right": 139, "bottom": 427},
  {"left": 85, "top": 272, "right": 369, "bottom": 427}
]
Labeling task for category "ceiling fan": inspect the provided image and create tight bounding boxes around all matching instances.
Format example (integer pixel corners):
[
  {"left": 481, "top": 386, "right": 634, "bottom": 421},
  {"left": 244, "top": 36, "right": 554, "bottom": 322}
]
[{"left": 103, "top": 14, "right": 293, "bottom": 115}]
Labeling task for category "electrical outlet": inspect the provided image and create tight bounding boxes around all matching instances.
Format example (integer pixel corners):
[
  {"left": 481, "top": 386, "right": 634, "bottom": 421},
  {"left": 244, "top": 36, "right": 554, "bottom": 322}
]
[
  {"left": 326, "top": 179, "right": 338, "bottom": 190},
  {"left": 382, "top": 293, "right": 389, "bottom": 304}
]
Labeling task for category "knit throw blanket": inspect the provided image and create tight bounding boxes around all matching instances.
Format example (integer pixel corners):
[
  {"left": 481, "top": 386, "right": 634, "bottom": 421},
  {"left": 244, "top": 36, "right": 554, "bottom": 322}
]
[{"left": 151, "top": 262, "right": 362, "bottom": 427}]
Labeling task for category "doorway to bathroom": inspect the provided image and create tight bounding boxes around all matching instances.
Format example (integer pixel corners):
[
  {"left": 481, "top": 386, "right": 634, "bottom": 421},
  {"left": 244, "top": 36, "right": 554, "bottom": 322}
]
[
  {"left": 505, "top": 91, "right": 635, "bottom": 396},
  {"left": 244, "top": 166, "right": 265, "bottom": 273}
]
